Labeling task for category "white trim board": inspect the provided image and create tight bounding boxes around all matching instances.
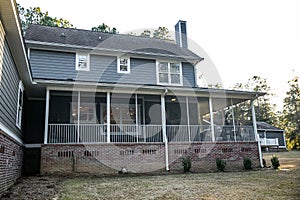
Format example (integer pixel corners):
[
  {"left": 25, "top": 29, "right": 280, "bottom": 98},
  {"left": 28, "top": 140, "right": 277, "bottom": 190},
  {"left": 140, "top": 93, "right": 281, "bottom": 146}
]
[
  {"left": 25, "top": 144, "right": 42, "bottom": 148},
  {"left": 0, "top": 122, "right": 23, "bottom": 145}
]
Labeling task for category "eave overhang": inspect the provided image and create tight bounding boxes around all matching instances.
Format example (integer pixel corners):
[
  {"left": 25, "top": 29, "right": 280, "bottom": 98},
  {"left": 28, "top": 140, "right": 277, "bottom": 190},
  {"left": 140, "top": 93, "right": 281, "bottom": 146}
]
[
  {"left": 25, "top": 40, "right": 203, "bottom": 64},
  {"left": 0, "top": 0, "right": 32, "bottom": 87},
  {"left": 33, "top": 79, "right": 264, "bottom": 102}
]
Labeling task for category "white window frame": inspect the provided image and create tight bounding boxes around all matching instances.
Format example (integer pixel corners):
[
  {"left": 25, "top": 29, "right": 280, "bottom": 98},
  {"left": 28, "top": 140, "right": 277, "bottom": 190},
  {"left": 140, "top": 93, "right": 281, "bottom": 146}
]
[
  {"left": 0, "top": 21, "right": 5, "bottom": 83},
  {"left": 75, "top": 53, "right": 90, "bottom": 71},
  {"left": 156, "top": 61, "right": 183, "bottom": 86},
  {"left": 117, "top": 57, "right": 130, "bottom": 74},
  {"left": 16, "top": 81, "right": 24, "bottom": 129}
]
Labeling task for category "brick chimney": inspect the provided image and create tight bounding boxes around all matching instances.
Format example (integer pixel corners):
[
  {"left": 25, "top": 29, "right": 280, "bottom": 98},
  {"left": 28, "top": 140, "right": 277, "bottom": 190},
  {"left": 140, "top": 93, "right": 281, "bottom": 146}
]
[{"left": 175, "top": 20, "right": 188, "bottom": 48}]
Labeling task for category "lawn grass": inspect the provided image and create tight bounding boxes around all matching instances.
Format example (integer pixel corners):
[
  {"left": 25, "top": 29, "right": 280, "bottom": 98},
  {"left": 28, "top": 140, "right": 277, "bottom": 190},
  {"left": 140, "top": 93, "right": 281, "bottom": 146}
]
[{"left": 59, "top": 151, "right": 300, "bottom": 200}]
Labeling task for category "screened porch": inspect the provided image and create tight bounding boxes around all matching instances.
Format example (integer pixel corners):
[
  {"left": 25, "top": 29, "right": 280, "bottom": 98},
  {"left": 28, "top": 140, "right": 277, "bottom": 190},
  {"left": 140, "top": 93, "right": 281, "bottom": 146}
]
[{"left": 44, "top": 90, "right": 257, "bottom": 144}]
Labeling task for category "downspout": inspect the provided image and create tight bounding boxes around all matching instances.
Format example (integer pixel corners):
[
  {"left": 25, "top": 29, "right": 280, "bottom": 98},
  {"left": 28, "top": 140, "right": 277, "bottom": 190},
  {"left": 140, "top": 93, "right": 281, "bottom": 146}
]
[
  {"left": 251, "top": 100, "right": 263, "bottom": 167},
  {"left": 161, "top": 89, "right": 169, "bottom": 171}
]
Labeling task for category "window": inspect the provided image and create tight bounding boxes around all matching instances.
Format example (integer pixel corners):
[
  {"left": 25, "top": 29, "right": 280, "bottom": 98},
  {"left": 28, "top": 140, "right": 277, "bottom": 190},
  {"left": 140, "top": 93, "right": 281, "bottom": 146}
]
[
  {"left": 0, "top": 21, "right": 5, "bottom": 82},
  {"left": 117, "top": 57, "right": 130, "bottom": 73},
  {"left": 102, "top": 104, "right": 139, "bottom": 125},
  {"left": 16, "top": 81, "right": 24, "bottom": 129},
  {"left": 71, "top": 103, "right": 96, "bottom": 123},
  {"left": 76, "top": 53, "right": 90, "bottom": 71},
  {"left": 157, "top": 61, "right": 182, "bottom": 85}
]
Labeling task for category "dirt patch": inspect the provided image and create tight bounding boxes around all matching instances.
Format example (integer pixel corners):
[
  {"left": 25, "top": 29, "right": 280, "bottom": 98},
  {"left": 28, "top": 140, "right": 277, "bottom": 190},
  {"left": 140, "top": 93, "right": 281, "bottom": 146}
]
[{"left": 1, "top": 176, "right": 62, "bottom": 200}]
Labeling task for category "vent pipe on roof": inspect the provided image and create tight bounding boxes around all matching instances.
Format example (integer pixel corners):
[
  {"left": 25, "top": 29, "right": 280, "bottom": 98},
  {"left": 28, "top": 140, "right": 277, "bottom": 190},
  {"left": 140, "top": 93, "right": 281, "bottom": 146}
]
[{"left": 175, "top": 20, "right": 188, "bottom": 48}]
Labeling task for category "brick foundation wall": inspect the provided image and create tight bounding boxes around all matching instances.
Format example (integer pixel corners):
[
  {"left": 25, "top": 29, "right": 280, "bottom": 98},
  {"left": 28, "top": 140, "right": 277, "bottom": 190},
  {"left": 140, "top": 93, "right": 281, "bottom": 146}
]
[
  {"left": 41, "top": 143, "right": 166, "bottom": 174},
  {"left": 168, "top": 142, "right": 260, "bottom": 172},
  {"left": 0, "top": 130, "right": 24, "bottom": 196},
  {"left": 41, "top": 142, "right": 260, "bottom": 175}
]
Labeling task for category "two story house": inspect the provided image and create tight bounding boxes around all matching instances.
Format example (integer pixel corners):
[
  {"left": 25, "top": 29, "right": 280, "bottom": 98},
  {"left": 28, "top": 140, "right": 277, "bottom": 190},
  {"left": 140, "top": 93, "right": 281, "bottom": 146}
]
[{"left": 23, "top": 21, "right": 263, "bottom": 174}]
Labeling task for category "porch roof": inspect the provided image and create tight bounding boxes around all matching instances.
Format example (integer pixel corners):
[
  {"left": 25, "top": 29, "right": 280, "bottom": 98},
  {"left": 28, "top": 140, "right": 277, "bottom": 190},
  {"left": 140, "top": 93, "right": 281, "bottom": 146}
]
[
  {"left": 257, "top": 121, "right": 284, "bottom": 132},
  {"left": 36, "top": 79, "right": 265, "bottom": 103}
]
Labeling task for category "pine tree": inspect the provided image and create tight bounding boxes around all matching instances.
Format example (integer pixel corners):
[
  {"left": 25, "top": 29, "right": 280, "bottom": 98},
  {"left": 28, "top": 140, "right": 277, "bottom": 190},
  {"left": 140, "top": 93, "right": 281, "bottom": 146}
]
[{"left": 281, "top": 76, "right": 300, "bottom": 150}]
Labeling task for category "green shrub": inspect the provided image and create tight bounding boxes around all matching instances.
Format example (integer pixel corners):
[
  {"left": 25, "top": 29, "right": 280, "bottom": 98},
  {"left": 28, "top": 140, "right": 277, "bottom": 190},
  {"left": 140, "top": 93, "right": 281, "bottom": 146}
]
[
  {"left": 182, "top": 156, "right": 192, "bottom": 173},
  {"left": 243, "top": 158, "right": 252, "bottom": 170},
  {"left": 271, "top": 155, "right": 280, "bottom": 169},
  {"left": 216, "top": 158, "right": 226, "bottom": 172}
]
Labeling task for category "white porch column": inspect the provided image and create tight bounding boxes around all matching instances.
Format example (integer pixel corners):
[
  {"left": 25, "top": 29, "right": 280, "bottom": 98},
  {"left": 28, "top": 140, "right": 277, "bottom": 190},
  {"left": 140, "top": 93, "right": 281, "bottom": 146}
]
[
  {"left": 142, "top": 98, "right": 146, "bottom": 142},
  {"left": 135, "top": 94, "right": 139, "bottom": 143},
  {"left": 251, "top": 100, "right": 263, "bottom": 167},
  {"left": 186, "top": 96, "right": 191, "bottom": 142},
  {"left": 107, "top": 92, "right": 111, "bottom": 143},
  {"left": 209, "top": 97, "right": 215, "bottom": 142},
  {"left": 230, "top": 99, "right": 237, "bottom": 142},
  {"left": 43, "top": 88, "right": 50, "bottom": 144},
  {"left": 161, "top": 94, "right": 169, "bottom": 171},
  {"left": 77, "top": 91, "right": 80, "bottom": 143}
]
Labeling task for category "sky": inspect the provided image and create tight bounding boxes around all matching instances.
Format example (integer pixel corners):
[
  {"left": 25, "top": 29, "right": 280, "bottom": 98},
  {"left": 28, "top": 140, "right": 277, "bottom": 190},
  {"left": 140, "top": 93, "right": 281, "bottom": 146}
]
[{"left": 17, "top": 0, "right": 300, "bottom": 111}]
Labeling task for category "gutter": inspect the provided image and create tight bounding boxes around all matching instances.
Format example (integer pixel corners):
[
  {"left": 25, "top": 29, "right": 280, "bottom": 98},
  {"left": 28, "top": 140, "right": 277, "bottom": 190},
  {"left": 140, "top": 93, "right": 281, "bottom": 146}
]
[{"left": 34, "top": 79, "right": 262, "bottom": 99}]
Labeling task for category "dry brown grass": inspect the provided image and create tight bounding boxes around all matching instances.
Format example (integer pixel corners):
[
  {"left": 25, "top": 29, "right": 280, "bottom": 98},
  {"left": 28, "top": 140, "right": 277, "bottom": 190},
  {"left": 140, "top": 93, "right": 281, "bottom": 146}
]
[{"left": 59, "top": 151, "right": 300, "bottom": 200}]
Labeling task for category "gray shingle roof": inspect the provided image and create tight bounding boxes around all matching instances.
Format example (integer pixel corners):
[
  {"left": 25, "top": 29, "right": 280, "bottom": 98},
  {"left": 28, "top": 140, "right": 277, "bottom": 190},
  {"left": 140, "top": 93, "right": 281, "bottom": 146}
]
[
  {"left": 25, "top": 24, "right": 202, "bottom": 61},
  {"left": 257, "top": 121, "right": 283, "bottom": 131}
]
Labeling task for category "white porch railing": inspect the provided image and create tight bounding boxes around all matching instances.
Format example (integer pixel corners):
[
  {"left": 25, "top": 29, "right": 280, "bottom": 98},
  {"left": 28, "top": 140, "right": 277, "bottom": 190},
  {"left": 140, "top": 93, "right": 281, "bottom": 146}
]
[
  {"left": 166, "top": 125, "right": 212, "bottom": 142},
  {"left": 214, "top": 125, "right": 255, "bottom": 142},
  {"left": 48, "top": 124, "right": 163, "bottom": 144},
  {"left": 259, "top": 138, "right": 279, "bottom": 146},
  {"left": 48, "top": 124, "right": 77, "bottom": 143},
  {"left": 47, "top": 124, "right": 256, "bottom": 144},
  {"left": 110, "top": 124, "right": 163, "bottom": 143}
]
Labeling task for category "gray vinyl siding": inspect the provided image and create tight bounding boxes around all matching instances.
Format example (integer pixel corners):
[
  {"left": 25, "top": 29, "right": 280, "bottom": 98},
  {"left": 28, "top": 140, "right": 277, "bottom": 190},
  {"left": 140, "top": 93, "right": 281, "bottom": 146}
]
[
  {"left": 182, "top": 62, "right": 196, "bottom": 87},
  {"left": 29, "top": 49, "right": 157, "bottom": 84},
  {"left": 87, "top": 55, "right": 156, "bottom": 84},
  {"left": 30, "top": 49, "right": 76, "bottom": 80},
  {"left": 0, "top": 40, "right": 22, "bottom": 137},
  {"left": 29, "top": 49, "right": 195, "bottom": 86}
]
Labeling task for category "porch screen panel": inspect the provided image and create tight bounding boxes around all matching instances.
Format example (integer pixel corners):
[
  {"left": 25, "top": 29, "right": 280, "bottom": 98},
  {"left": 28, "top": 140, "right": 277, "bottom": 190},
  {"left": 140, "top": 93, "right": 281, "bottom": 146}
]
[
  {"left": 232, "top": 100, "right": 254, "bottom": 141},
  {"left": 49, "top": 91, "right": 73, "bottom": 123},
  {"left": 197, "top": 97, "right": 212, "bottom": 141},
  {"left": 211, "top": 98, "right": 229, "bottom": 141},
  {"left": 198, "top": 98, "right": 210, "bottom": 125},
  {"left": 144, "top": 101, "right": 162, "bottom": 125},
  {"left": 48, "top": 91, "right": 76, "bottom": 143},
  {"left": 77, "top": 92, "right": 105, "bottom": 143}
]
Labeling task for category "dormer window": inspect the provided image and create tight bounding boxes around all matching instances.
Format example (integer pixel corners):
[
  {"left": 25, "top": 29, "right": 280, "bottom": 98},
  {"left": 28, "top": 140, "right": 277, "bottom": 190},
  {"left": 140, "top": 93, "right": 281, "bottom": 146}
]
[
  {"left": 76, "top": 53, "right": 90, "bottom": 71},
  {"left": 117, "top": 57, "right": 130, "bottom": 73},
  {"left": 157, "top": 61, "right": 182, "bottom": 85}
]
